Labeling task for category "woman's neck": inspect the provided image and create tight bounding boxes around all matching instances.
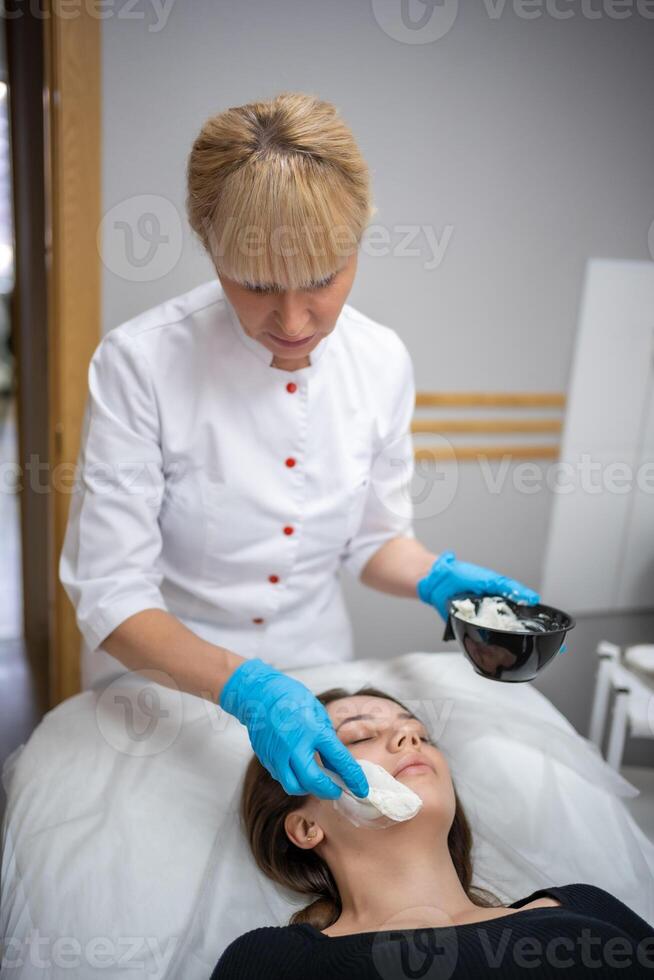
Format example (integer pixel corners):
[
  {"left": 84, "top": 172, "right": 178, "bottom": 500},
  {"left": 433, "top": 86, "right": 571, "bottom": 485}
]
[
  {"left": 322, "top": 831, "right": 482, "bottom": 934},
  {"left": 271, "top": 354, "right": 310, "bottom": 371}
]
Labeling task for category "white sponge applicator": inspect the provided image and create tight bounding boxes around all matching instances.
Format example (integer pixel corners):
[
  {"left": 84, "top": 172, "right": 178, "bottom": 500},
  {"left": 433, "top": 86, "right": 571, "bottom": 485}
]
[{"left": 319, "top": 758, "right": 423, "bottom": 828}]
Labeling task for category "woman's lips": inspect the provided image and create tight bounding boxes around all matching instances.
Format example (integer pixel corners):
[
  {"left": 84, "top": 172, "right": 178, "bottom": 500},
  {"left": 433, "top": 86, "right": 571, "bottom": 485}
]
[
  {"left": 266, "top": 331, "right": 316, "bottom": 348},
  {"left": 393, "top": 753, "right": 435, "bottom": 778},
  {"left": 395, "top": 763, "right": 433, "bottom": 777}
]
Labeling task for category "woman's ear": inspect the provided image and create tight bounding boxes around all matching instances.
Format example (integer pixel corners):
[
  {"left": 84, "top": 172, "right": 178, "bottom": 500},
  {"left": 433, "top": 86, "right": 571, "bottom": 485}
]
[{"left": 284, "top": 810, "right": 324, "bottom": 850}]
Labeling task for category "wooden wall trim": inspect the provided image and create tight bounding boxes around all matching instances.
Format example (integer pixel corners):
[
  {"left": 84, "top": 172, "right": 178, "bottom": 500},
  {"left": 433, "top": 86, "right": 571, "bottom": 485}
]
[
  {"left": 412, "top": 418, "right": 562, "bottom": 434},
  {"left": 415, "top": 445, "right": 561, "bottom": 462},
  {"left": 413, "top": 391, "right": 565, "bottom": 461},
  {"left": 416, "top": 392, "right": 565, "bottom": 408}
]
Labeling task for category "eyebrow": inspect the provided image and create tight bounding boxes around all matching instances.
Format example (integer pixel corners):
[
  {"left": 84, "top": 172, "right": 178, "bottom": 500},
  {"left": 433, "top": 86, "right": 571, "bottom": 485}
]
[{"left": 335, "top": 710, "right": 417, "bottom": 732}]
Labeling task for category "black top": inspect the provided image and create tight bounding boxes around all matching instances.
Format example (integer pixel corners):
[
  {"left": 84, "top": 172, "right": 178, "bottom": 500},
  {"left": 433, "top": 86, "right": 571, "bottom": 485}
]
[{"left": 210, "top": 883, "right": 654, "bottom": 979}]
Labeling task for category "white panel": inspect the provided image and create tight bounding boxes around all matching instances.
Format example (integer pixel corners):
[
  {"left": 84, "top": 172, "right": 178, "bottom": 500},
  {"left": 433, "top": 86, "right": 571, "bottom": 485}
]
[
  {"left": 541, "top": 259, "right": 654, "bottom": 614},
  {"left": 618, "top": 371, "right": 654, "bottom": 608}
]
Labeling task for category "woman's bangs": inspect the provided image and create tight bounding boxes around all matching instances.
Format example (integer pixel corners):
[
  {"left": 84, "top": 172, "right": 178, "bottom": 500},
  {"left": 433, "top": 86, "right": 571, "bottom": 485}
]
[{"left": 211, "top": 163, "right": 362, "bottom": 290}]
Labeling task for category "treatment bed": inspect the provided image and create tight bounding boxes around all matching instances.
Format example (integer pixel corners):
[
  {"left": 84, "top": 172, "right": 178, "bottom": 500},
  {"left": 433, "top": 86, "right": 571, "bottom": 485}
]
[{"left": 2, "top": 651, "right": 653, "bottom": 978}]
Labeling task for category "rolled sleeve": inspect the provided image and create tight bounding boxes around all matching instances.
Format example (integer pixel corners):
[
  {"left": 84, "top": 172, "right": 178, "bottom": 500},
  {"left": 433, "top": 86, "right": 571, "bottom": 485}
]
[
  {"left": 341, "top": 336, "right": 416, "bottom": 580},
  {"left": 59, "top": 329, "right": 169, "bottom": 652}
]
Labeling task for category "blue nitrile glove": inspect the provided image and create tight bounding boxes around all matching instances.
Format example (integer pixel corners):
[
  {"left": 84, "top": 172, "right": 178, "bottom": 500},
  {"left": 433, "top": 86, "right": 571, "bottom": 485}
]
[
  {"left": 417, "top": 550, "right": 541, "bottom": 621},
  {"left": 219, "top": 658, "right": 369, "bottom": 800}
]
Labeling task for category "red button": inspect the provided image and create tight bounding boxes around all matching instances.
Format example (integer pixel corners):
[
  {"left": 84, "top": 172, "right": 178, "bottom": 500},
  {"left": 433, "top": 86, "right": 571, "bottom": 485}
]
[
  {"left": 268, "top": 574, "right": 279, "bottom": 583},
  {"left": 252, "top": 617, "right": 264, "bottom": 624},
  {"left": 286, "top": 382, "right": 297, "bottom": 393},
  {"left": 283, "top": 525, "right": 294, "bottom": 535},
  {"left": 285, "top": 457, "right": 296, "bottom": 468}
]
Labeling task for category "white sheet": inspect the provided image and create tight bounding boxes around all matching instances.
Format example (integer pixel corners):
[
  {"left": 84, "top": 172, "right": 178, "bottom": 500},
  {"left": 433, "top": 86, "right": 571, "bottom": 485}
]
[{"left": 1, "top": 652, "right": 652, "bottom": 979}]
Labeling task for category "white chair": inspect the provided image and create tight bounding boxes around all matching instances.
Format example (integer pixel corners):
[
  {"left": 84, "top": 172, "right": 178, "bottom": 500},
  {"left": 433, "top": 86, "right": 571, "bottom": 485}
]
[{"left": 589, "top": 641, "right": 654, "bottom": 769}]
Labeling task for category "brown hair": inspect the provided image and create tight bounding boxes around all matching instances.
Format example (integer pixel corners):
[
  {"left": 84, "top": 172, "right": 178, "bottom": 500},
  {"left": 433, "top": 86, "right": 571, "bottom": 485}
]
[
  {"left": 185, "top": 91, "right": 376, "bottom": 292},
  {"left": 240, "top": 685, "right": 500, "bottom": 930}
]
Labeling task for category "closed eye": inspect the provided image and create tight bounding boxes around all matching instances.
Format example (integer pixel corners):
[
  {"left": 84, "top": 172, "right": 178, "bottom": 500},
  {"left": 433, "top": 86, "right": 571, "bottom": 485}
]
[
  {"left": 244, "top": 283, "right": 282, "bottom": 295},
  {"left": 350, "top": 735, "right": 433, "bottom": 745},
  {"left": 308, "top": 273, "right": 336, "bottom": 290},
  {"left": 244, "top": 272, "right": 336, "bottom": 295}
]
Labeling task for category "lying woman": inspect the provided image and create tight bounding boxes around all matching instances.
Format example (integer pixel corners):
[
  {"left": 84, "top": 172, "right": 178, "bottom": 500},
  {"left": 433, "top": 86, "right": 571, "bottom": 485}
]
[{"left": 211, "top": 686, "right": 654, "bottom": 978}]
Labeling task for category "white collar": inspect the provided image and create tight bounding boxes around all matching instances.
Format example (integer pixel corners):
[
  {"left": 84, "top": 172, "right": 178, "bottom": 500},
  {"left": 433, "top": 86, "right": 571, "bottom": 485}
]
[{"left": 222, "top": 292, "right": 334, "bottom": 372}]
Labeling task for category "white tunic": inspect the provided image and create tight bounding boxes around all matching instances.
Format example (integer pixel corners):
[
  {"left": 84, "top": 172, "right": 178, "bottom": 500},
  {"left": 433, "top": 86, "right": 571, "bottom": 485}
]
[{"left": 59, "top": 279, "right": 416, "bottom": 688}]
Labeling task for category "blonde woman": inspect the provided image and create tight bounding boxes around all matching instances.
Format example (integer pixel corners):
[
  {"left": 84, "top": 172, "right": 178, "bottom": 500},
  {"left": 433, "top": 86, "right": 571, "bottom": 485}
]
[
  {"left": 60, "top": 92, "right": 539, "bottom": 802},
  {"left": 212, "top": 687, "right": 654, "bottom": 978}
]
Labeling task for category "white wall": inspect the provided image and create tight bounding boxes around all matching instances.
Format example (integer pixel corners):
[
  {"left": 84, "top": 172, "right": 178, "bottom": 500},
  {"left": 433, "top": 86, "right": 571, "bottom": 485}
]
[{"left": 101, "top": 1, "right": 654, "bottom": 751}]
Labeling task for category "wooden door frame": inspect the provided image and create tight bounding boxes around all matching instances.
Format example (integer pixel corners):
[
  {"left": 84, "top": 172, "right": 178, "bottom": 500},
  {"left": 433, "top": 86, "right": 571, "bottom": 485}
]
[
  {"left": 44, "top": 1, "right": 102, "bottom": 703},
  {"left": 7, "top": 1, "right": 102, "bottom": 706}
]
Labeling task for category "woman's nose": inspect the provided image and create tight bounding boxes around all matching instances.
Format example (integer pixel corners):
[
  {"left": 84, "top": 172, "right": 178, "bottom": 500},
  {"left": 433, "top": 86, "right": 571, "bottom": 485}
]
[
  {"left": 393, "top": 728, "right": 422, "bottom": 749},
  {"left": 274, "top": 294, "right": 311, "bottom": 336}
]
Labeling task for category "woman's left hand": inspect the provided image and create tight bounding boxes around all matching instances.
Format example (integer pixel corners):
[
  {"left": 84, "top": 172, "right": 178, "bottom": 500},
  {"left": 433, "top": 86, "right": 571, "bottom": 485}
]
[{"left": 416, "top": 550, "right": 540, "bottom": 621}]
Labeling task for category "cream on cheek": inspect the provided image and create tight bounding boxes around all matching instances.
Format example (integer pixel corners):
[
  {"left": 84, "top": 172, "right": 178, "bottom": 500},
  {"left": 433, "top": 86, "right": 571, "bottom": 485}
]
[{"left": 313, "top": 756, "right": 431, "bottom": 829}]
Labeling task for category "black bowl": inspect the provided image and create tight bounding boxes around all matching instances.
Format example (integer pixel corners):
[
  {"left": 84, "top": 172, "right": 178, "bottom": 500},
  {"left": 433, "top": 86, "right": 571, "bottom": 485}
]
[{"left": 442, "top": 594, "right": 575, "bottom": 683}]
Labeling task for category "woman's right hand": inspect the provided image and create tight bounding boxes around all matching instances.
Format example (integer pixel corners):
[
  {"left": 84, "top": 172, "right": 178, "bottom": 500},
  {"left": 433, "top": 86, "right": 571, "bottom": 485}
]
[{"left": 219, "top": 658, "right": 369, "bottom": 800}]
